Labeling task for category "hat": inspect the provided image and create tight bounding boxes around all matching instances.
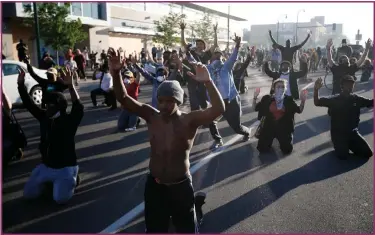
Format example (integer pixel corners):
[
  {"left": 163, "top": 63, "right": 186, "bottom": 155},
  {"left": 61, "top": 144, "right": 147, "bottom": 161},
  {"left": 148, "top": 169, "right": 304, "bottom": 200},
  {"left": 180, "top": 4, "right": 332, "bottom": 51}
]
[
  {"left": 341, "top": 75, "right": 355, "bottom": 83},
  {"left": 213, "top": 47, "right": 223, "bottom": 54},
  {"left": 123, "top": 71, "right": 134, "bottom": 78},
  {"left": 280, "top": 60, "right": 292, "bottom": 67},
  {"left": 46, "top": 68, "right": 58, "bottom": 77},
  {"left": 342, "top": 39, "right": 347, "bottom": 44},
  {"left": 157, "top": 80, "right": 184, "bottom": 105}
]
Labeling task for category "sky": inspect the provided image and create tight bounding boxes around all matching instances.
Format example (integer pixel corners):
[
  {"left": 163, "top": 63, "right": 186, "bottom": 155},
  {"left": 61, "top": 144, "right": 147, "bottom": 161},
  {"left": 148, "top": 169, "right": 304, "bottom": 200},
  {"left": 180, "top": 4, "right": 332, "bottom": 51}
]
[{"left": 196, "top": 2, "right": 373, "bottom": 45}]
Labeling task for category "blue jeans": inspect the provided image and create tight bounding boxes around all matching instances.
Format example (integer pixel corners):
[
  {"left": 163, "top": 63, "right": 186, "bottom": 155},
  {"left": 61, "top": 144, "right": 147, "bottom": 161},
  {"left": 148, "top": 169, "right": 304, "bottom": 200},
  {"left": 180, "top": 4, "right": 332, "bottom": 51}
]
[
  {"left": 23, "top": 164, "right": 79, "bottom": 204},
  {"left": 118, "top": 109, "right": 138, "bottom": 130}
]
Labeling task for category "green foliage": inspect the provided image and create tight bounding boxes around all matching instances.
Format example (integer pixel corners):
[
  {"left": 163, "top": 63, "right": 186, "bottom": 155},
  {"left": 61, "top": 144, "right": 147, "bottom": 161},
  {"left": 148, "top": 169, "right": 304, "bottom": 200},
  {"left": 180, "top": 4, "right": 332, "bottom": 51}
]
[
  {"left": 153, "top": 12, "right": 186, "bottom": 48},
  {"left": 23, "top": 3, "right": 87, "bottom": 52},
  {"left": 193, "top": 12, "right": 215, "bottom": 43}
]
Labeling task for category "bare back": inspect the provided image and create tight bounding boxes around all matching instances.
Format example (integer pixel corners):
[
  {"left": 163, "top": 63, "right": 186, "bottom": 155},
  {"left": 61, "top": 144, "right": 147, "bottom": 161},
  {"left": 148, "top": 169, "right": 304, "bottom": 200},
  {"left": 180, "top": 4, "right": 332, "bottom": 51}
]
[{"left": 148, "top": 112, "right": 197, "bottom": 183}]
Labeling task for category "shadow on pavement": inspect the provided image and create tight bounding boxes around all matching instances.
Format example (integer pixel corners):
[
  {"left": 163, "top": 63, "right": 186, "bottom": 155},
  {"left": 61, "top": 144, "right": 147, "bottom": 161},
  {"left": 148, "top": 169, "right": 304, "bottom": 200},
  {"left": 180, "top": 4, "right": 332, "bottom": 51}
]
[{"left": 200, "top": 151, "right": 370, "bottom": 233}]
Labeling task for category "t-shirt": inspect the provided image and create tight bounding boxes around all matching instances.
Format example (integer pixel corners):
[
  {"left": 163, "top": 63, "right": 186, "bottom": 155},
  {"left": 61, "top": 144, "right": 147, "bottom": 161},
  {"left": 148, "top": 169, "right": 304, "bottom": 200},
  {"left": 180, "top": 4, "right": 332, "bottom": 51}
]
[
  {"left": 97, "top": 72, "right": 113, "bottom": 92},
  {"left": 316, "top": 94, "right": 373, "bottom": 133},
  {"left": 330, "top": 64, "right": 359, "bottom": 94},
  {"left": 125, "top": 82, "right": 140, "bottom": 100},
  {"left": 64, "top": 60, "right": 78, "bottom": 70}
]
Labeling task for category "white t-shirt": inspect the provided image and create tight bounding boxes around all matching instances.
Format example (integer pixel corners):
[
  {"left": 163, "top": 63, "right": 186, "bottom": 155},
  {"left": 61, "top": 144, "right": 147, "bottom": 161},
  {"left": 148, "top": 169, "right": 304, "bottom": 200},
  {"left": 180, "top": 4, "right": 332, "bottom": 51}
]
[
  {"left": 280, "top": 72, "right": 292, "bottom": 96},
  {"left": 97, "top": 72, "right": 113, "bottom": 92},
  {"left": 64, "top": 60, "right": 77, "bottom": 70}
]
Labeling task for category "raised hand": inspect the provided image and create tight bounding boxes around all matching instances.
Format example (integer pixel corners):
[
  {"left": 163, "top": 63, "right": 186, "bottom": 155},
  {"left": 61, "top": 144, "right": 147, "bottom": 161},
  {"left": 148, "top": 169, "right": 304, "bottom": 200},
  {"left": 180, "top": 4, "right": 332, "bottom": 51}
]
[
  {"left": 61, "top": 67, "right": 74, "bottom": 86},
  {"left": 17, "top": 66, "right": 26, "bottom": 84},
  {"left": 314, "top": 77, "right": 323, "bottom": 90},
  {"left": 300, "top": 89, "right": 308, "bottom": 101},
  {"left": 232, "top": 34, "right": 241, "bottom": 46},
  {"left": 326, "top": 39, "right": 333, "bottom": 49},
  {"left": 268, "top": 30, "right": 272, "bottom": 35},
  {"left": 213, "top": 22, "right": 218, "bottom": 32},
  {"left": 107, "top": 47, "right": 124, "bottom": 72},
  {"left": 180, "top": 21, "right": 186, "bottom": 30},
  {"left": 187, "top": 62, "right": 211, "bottom": 83},
  {"left": 365, "top": 38, "right": 372, "bottom": 49}
]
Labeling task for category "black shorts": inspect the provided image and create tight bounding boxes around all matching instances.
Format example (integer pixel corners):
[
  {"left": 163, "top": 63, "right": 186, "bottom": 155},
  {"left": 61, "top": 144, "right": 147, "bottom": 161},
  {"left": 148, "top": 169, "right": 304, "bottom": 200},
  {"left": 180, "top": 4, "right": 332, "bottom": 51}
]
[{"left": 144, "top": 173, "right": 198, "bottom": 234}]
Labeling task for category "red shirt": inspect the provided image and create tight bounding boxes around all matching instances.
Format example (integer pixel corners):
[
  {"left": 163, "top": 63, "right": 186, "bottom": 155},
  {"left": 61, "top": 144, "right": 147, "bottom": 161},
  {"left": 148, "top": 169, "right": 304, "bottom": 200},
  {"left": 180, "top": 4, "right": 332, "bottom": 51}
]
[
  {"left": 126, "top": 82, "right": 140, "bottom": 100},
  {"left": 269, "top": 101, "right": 285, "bottom": 120}
]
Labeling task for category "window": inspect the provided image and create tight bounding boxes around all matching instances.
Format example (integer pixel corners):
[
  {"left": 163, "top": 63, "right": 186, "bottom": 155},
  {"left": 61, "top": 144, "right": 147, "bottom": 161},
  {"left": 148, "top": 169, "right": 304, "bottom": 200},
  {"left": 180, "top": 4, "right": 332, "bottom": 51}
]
[
  {"left": 71, "top": 3, "right": 82, "bottom": 16},
  {"left": 2, "top": 64, "right": 19, "bottom": 76},
  {"left": 91, "top": 3, "right": 99, "bottom": 19},
  {"left": 81, "top": 3, "right": 99, "bottom": 19}
]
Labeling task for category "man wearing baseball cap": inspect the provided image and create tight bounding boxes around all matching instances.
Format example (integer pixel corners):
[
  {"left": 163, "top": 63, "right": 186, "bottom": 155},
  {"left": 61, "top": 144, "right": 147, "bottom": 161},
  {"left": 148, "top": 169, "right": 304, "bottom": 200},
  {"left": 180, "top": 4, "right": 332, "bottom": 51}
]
[
  {"left": 313, "top": 75, "right": 373, "bottom": 160},
  {"left": 24, "top": 57, "right": 68, "bottom": 108}
]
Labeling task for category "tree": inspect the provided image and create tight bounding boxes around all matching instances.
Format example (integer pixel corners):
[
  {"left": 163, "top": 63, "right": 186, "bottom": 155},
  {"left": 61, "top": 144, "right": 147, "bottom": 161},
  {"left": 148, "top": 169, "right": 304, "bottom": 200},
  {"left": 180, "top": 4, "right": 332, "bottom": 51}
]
[
  {"left": 153, "top": 11, "right": 186, "bottom": 48},
  {"left": 23, "top": 3, "right": 87, "bottom": 64},
  {"left": 193, "top": 12, "right": 215, "bottom": 43}
]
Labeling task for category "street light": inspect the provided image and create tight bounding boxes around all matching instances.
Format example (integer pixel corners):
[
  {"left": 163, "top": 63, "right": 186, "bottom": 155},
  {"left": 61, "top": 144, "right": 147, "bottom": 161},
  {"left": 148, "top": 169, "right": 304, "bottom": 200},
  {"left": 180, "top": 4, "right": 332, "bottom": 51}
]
[
  {"left": 295, "top": 9, "right": 305, "bottom": 44},
  {"left": 276, "top": 14, "right": 287, "bottom": 43}
]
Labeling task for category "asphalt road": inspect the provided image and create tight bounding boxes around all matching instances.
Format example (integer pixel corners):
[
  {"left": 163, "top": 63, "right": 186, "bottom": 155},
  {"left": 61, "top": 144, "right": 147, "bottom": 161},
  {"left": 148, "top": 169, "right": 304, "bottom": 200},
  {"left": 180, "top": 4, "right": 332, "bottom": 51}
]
[{"left": 2, "top": 68, "right": 374, "bottom": 233}]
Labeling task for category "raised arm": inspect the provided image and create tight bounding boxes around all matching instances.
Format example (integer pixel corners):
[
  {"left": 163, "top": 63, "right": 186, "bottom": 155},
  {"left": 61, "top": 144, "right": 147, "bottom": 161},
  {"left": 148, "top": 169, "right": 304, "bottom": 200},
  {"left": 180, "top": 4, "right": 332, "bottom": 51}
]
[
  {"left": 236, "top": 51, "right": 253, "bottom": 76},
  {"left": 17, "top": 68, "right": 45, "bottom": 120},
  {"left": 264, "top": 61, "right": 278, "bottom": 79},
  {"left": 133, "top": 61, "right": 155, "bottom": 82},
  {"left": 224, "top": 34, "right": 241, "bottom": 70},
  {"left": 294, "top": 32, "right": 311, "bottom": 50},
  {"left": 209, "top": 23, "right": 219, "bottom": 53},
  {"left": 186, "top": 63, "right": 225, "bottom": 128},
  {"left": 356, "top": 39, "right": 372, "bottom": 67},
  {"left": 61, "top": 67, "right": 84, "bottom": 129},
  {"left": 25, "top": 58, "right": 48, "bottom": 86},
  {"left": 313, "top": 77, "right": 333, "bottom": 107},
  {"left": 180, "top": 22, "right": 188, "bottom": 48},
  {"left": 108, "top": 48, "right": 157, "bottom": 122},
  {"left": 268, "top": 30, "right": 283, "bottom": 50}
]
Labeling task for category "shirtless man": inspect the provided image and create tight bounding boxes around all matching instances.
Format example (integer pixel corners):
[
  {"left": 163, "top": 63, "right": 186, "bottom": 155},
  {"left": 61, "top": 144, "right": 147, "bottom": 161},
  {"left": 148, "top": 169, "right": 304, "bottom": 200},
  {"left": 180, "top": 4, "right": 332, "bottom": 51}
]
[{"left": 108, "top": 48, "right": 225, "bottom": 233}]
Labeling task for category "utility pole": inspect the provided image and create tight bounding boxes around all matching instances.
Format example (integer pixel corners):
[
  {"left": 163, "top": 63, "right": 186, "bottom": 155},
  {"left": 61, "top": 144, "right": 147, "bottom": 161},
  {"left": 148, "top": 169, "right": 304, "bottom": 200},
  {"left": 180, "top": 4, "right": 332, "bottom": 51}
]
[
  {"left": 355, "top": 29, "right": 362, "bottom": 45},
  {"left": 33, "top": 2, "right": 41, "bottom": 66},
  {"left": 227, "top": 4, "right": 230, "bottom": 51}
]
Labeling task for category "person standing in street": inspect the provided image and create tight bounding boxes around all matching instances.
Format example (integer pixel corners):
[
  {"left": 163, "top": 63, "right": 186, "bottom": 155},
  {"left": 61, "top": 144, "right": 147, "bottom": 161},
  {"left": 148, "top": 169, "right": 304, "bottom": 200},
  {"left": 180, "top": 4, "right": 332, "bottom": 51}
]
[{"left": 16, "top": 39, "right": 28, "bottom": 62}]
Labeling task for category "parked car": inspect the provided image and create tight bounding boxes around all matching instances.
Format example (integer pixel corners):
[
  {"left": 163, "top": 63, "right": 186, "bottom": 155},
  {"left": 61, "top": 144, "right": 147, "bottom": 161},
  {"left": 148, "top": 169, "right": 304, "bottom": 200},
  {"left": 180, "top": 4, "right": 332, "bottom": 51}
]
[{"left": 2, "top": 60, "right": 47, "bottom": 106}]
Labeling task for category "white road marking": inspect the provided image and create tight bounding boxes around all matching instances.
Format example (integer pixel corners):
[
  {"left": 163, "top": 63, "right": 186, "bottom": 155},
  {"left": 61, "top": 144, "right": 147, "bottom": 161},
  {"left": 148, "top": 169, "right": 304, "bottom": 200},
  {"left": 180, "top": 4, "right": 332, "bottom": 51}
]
[
  {"left": 99, "top": 121, "right": 260, "bottom": 234},
  {"left": 99, "top": 81, "right": 315, "bottom": 234}
]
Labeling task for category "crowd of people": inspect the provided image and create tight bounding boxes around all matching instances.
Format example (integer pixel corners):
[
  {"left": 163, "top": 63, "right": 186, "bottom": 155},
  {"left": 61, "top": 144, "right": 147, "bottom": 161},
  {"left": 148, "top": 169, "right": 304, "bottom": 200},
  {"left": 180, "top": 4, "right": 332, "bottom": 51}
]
[{"left": 2, "top": 21, "right": 374, "bottom": 234}]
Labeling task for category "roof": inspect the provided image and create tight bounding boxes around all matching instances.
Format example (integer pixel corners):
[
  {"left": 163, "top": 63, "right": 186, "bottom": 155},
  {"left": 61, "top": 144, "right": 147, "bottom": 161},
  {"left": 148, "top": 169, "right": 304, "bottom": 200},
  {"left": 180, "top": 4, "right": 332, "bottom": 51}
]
[{"left": 173, "top": 2, "right": 247, "bottom": 22}]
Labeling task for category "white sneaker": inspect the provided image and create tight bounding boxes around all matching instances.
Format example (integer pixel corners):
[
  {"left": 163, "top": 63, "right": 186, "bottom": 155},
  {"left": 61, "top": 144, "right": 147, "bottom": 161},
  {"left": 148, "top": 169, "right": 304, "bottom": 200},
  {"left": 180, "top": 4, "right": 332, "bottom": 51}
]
[{"left": 125, "top": 127, "right": 136, "bottom": 132}]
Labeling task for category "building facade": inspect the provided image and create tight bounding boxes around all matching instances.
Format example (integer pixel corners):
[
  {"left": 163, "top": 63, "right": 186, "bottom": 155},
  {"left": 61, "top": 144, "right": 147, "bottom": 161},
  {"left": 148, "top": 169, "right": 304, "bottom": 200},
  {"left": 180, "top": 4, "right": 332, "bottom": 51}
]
[
  {"left": 105, "top": 2, "right": 247, "bottom": 52},
  {"left": 2, "top": 2, "right": 110, "bottom": 65},
  {"left": 2, "top": 2, "right": 247, "bottom": 64}
]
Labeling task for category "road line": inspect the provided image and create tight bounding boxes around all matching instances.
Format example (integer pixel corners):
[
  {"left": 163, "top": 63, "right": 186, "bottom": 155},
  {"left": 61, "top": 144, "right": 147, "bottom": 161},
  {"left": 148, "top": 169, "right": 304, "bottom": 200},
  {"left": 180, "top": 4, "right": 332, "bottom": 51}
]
[
  {"left": 99, "top": 121, "right": 260, "bottom": 234},
  {"left": 100, "top": 81, "right": 315, "bottom": 234}
]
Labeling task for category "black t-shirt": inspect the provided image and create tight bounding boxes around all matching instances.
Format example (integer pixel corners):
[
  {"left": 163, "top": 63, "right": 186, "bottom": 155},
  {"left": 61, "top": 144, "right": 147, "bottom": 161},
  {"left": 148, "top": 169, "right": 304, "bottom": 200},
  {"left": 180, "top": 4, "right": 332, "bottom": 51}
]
[
  {"left": 330, "top": 64, "right": 360, "bottom": 93},
  {"left": 316, "top": 94, "right": 373, "bottom": 133}
]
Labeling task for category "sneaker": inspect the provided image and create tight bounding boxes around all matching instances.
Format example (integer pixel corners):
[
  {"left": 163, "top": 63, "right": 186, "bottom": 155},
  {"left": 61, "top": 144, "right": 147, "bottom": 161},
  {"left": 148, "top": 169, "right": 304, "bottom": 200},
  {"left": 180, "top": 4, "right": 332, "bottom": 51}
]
[
  {"left": 125, "top": 127, "right": 136, "bottom": 132},
  {"left": 209, "top": 140, "right": 224, "bottom": 151},
  {"left": 195, "top": 192, "right": 206, "bottom": 226}
]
